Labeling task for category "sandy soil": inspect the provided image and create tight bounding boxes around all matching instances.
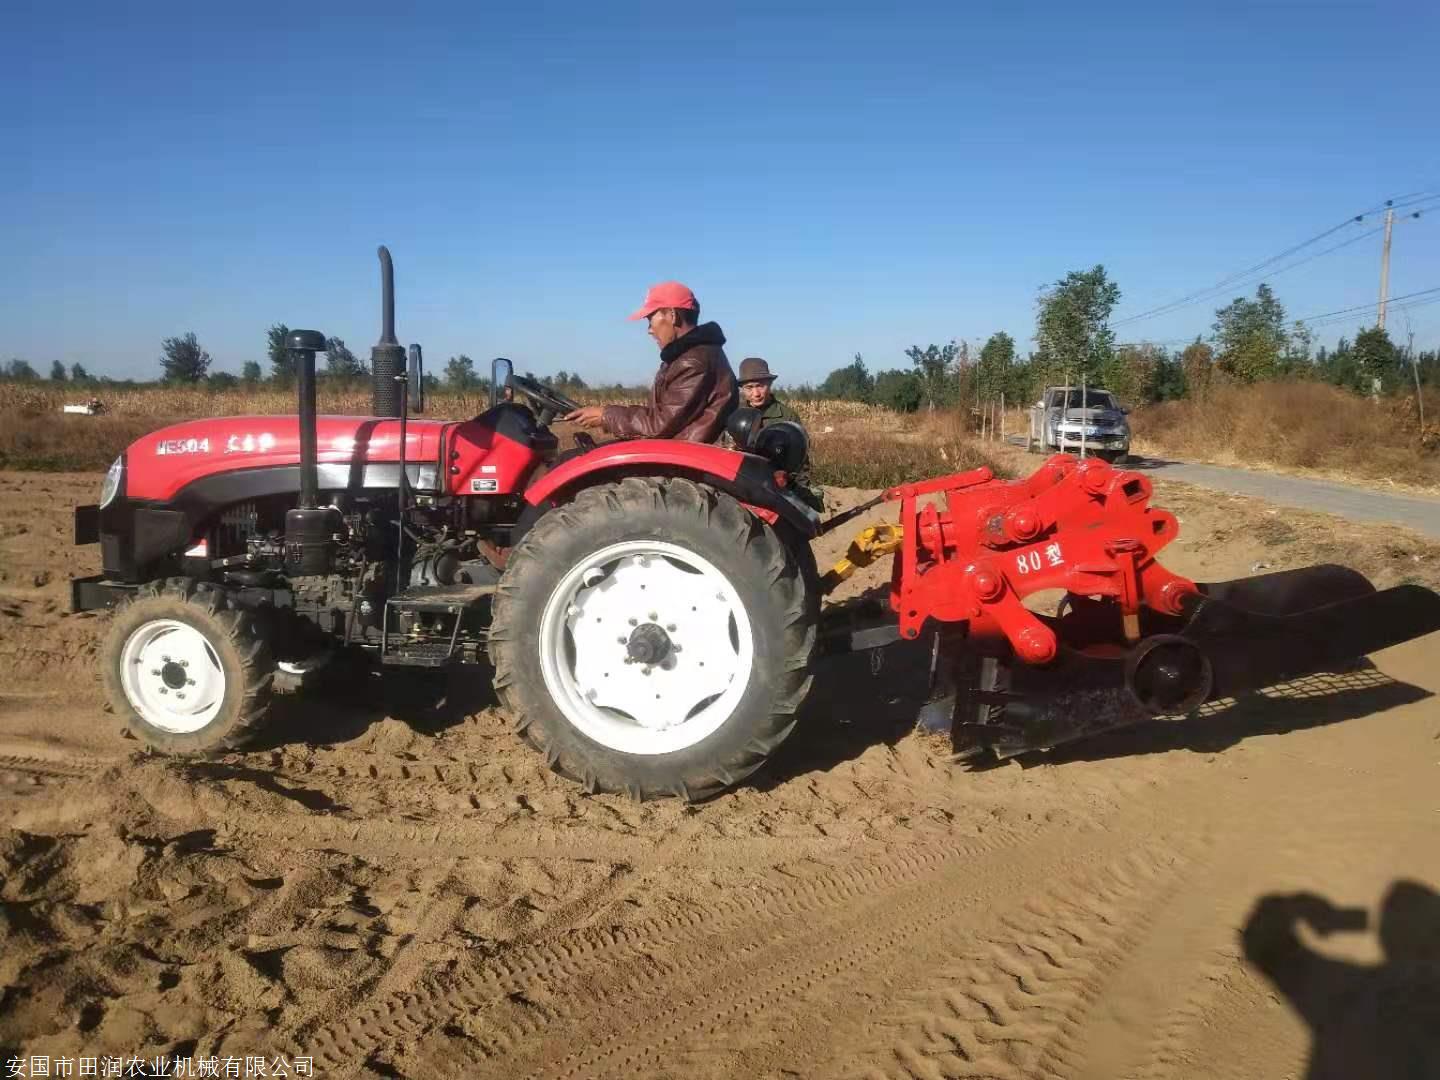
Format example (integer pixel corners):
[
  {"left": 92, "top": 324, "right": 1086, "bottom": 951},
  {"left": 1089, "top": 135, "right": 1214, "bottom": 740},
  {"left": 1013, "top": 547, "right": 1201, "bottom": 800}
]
[{"left": 2, "top": 468, "right": 1439, "bottom": 1079}]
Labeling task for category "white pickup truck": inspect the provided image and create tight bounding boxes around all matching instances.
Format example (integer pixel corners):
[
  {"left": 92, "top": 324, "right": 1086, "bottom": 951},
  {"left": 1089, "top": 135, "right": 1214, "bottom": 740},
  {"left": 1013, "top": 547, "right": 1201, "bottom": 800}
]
[{"left": 1032, "top": 386, "right": 1131, "bottom": 463}]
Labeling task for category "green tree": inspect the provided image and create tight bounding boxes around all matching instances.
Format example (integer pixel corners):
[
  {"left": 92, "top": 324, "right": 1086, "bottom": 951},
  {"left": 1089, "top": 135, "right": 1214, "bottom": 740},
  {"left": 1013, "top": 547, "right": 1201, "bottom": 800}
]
[
  {"left": 1180, "top": 338, "right": 1215, "bottom": 401},
  {"left": 208, "top": 371, "right": 239, "bottom": 390},
  {"left": 325, "top": 336, "right": 364, "bottom": 379},
  {"left": 1212, "top": 284, "right": 1286, "bottom": 382},
  {"left": 1282, "top": 320, "right": 1314, "bottom": 375},
  {"left": 904, "top": 341, "right": 961, "bottom": 410},
  {"left": 873, "top": 369, "right": 924, "bottom": 412},
  {"left": 1352, "top": 326, "right": 1403, "bottom": 393},
  {"left": 1147, "top": 351, "right": 1187, "bottom": 402},
  {"left": 159, "top": 332, "right": 211, "bottom": 383},
  {"left": 1103, "top": 342, "right": 1162, "bottom": 404},
  {"left": 3, "top": 359, "right": 38, "bottom": 381},
  {"left": 70, "top": 362, "right": 90, "bottom": 383},
  {"left": 547, "top": 370, "right": 588, "bottom": 390},
  {"left": 49, "top": 360, "right": 67, "bottom": 381},
  {"left": 1034, "top": 265, "right": 1121, "bottom": 386},
  {"left": 976, "top": 333, "right": 1016, "bottom": 401},
  {"left": 267, "top": 323, "right": 293, "bottom": 381},
  {"left": 445, "top": 354, "right": 479, "bottom": 390},
  {"left": 241, "top": 360, "right": 263, "bottom": 384},
  {"left": 1318, "top": 336, "right": 1365, "bottom": 394},
  {"left": 820, "top": 354, "right": 874, "bottom": 402}
]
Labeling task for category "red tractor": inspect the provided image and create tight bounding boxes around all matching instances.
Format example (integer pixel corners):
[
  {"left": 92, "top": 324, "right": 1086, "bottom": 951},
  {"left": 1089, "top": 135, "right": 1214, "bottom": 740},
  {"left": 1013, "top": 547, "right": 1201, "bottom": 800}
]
[{"left": 71, "top": 249, "right": 1440, "bottom": 800}]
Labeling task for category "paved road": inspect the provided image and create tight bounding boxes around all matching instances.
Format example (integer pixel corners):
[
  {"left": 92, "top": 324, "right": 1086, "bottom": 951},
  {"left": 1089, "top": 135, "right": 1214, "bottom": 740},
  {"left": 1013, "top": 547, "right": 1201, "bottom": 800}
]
[{"left": 1130, "top": 457, "right": 1440, "bottom": 539}]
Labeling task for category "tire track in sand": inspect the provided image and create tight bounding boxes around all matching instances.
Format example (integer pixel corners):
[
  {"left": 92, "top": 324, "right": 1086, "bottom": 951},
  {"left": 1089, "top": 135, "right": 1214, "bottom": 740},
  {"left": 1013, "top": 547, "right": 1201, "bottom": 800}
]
[
  {"left": 0, "top": 753, "right": 104, "bottom": 783},
  {"left": 288, "top": 814, "right": 1060, "bottom": 1076},
  {"left": 521, "top": 832, "right": 1195, "bottom": 1080},
  {"left": 840, "top": 842, "right": 1198, "bottom": 1080}
]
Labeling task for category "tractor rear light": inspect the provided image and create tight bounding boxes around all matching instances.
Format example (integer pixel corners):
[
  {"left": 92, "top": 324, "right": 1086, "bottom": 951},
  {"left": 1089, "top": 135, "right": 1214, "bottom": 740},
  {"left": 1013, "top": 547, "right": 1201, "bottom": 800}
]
[{"left": 100, "top": 456, "right": 123, "bottom": 508}]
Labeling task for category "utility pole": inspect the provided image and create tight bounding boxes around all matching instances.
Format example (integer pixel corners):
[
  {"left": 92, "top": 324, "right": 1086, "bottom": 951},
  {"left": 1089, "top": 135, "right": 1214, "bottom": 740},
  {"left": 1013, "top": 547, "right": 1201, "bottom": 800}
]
[
  {"left": 1377, "top": 201, "right": 1424, "bottom": 329},
  {"left": 1379, "top": 204, "right": 1394, "bottom": 329},
  {"left": 1407, "top": 323, "right": 1424, "bottom": 431}
]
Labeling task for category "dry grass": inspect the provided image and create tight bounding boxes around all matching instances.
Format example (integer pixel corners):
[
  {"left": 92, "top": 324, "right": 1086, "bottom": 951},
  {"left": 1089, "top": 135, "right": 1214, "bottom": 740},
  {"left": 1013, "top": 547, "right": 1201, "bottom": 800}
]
[
  {"left": 0, "top": 413, "right": 180, "bottom": 471},
  {"left": 0, "top": 382, "right": 645, "bottom": 419},
  {"left": 1131, "top": 381, "right": 1440, "bottom": 490},
  {"left": 808, "top": 408, "right": 1009, "bottom": 487},
  {"left": 0, "top": 385, "right": 1006, "bottom": 485}
]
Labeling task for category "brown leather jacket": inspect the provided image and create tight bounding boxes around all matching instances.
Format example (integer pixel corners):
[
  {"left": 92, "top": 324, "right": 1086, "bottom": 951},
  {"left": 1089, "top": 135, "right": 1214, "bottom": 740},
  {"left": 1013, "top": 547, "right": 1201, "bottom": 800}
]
[{"left": 602, "top": 322, "right": 738, "bottom": 442}]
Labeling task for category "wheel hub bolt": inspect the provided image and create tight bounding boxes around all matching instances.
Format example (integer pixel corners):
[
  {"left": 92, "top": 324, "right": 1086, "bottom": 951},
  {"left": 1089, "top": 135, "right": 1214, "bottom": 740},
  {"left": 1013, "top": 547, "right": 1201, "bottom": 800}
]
[
  {"left": 626, "top": 623, "right": 673, "bottom": 666},
  {"left": 186, "top": 679, "right": 196, "bottom": 687}
]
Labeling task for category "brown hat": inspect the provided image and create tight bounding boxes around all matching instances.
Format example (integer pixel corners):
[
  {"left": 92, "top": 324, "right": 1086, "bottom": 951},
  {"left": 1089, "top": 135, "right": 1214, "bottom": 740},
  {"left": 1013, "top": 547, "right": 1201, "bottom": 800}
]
[{"left": 738, "top": 357, "right": 777, "bottom": 384}]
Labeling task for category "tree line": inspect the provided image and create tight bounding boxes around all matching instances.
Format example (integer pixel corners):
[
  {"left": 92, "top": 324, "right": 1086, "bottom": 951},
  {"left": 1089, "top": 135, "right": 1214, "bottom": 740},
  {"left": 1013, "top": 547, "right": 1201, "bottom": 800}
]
[
  {"left": 803, "top": 268, "right": 1434, "bottom": 412},
  {"left": 6, "top": 283, "right": 1435, "bottom": 409}
]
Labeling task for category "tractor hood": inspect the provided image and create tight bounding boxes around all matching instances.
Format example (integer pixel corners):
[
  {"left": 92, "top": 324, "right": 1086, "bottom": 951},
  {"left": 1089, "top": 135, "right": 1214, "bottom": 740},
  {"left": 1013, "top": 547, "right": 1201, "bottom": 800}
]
[{"left": 124, "top": 415, "right": 451, "bottom": 502}]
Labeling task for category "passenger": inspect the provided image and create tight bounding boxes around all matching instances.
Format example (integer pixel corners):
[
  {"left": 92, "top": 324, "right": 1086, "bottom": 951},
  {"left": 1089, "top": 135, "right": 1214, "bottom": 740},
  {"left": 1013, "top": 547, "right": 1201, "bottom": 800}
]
[
  {"left": 564, "top": 281, "right": 737, "bottom": 443},
  {"left": 730, "top": 357, "right": 823, "bottom": 512}
]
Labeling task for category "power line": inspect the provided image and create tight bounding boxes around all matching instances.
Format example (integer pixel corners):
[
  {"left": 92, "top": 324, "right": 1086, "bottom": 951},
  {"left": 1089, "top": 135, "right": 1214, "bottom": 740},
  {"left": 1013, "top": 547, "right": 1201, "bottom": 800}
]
[
  {"left": 1111, "top": 217, "right": 1366, "bottom": 327},
  {"left": 1111, "top": 190, "right": 1436, "bottom": 328},
  {"left": 1305, "top": 297, "right": 1440, "bottom": 331},
  {"left": 1359, "top": 190, "right": 1440, "bottom": 214},
  {"left": 1295, "top": 286, "right": 1440, "bottom": 327}
]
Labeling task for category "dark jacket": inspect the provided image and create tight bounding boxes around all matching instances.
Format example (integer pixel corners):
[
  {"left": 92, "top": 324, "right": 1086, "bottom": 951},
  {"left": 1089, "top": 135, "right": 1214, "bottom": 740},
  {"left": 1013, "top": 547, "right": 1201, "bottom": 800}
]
[{"left": 602, "top": 322, "right": 738, "bottom": 442}]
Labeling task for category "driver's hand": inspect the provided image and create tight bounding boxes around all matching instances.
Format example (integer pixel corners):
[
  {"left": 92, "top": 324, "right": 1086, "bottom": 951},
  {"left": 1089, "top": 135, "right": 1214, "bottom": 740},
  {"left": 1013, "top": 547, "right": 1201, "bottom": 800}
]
[{"left": 565, "top": 405, "right": 607, "bottom": 429}]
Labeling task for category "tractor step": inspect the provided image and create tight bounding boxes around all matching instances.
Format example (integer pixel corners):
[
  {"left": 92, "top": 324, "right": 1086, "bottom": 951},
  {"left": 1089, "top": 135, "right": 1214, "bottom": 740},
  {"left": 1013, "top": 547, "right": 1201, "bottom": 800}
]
[
  {"left": 386, "top": 582, "right": 496, "bottom": 614},
  {"left": 380, "top": 583, "right": 494, "bottom": 667},
  {"left": 379, "top": 642, "right": 461, "bottom": 668}
]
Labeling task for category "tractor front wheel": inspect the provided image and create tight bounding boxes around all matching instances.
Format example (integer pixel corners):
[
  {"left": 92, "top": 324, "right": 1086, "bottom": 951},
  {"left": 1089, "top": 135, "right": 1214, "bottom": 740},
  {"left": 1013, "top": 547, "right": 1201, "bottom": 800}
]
[
  {"left": 102, "top": 578, "right": 275, "bottom": 754},
  {"left": 489, "top": 477, "right": 817, "bottom": 802}
]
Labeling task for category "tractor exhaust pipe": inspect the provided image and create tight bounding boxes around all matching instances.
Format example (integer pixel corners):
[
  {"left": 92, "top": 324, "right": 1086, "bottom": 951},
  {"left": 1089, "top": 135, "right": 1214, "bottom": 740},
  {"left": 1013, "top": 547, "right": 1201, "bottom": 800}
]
[
  {"left": 371, "top": 246, "right": 406, "bottom": 419},
  {"left": 283, "top": 330, "right": 338, "bottom": 577},
  {"left": 286, "top": 330, "right": 326, "bottom": 510}
]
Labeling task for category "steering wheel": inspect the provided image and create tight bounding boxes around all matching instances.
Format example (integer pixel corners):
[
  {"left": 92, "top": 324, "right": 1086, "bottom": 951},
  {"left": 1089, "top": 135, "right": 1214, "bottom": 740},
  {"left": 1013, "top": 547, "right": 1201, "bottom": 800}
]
[{"left": 506, "top": 373, "right": 582, "bottom": 424}]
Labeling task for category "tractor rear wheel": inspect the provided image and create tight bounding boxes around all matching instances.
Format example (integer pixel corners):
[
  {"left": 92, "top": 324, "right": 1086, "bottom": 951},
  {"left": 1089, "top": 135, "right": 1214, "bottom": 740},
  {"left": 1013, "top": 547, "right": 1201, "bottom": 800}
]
[
  {"left": 489, "top": 477, "right": 817, "bottom": 802},
  {"left": 102, "top": 578, "right": 275, "bottom": 754}
]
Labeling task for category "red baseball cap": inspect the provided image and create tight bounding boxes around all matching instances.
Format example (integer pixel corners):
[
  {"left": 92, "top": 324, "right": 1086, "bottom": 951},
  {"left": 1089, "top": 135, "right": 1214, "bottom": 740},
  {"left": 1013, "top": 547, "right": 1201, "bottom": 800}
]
[{"left": 627, "top": 281, "right": 699, "bottom": 321}]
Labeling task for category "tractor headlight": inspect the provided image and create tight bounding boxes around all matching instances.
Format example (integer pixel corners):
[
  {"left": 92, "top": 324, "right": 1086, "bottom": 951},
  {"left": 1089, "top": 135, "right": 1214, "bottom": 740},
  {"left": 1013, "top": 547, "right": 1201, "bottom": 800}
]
[{"left": 100, "top": 456, "right": 123, "bottom": 508}]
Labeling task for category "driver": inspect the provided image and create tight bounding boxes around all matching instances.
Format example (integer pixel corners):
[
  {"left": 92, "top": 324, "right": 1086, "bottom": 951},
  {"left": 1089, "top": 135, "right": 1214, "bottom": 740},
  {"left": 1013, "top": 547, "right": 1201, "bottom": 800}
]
[{"left": 564, "top": 281, "right": 737, "bottom": 442}]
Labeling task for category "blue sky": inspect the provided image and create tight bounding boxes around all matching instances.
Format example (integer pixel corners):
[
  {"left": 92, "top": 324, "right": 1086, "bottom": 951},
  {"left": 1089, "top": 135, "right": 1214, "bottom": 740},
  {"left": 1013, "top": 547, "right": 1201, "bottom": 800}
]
[{"left": 4, "top": 0, "right": 1438, "bottom": 384}]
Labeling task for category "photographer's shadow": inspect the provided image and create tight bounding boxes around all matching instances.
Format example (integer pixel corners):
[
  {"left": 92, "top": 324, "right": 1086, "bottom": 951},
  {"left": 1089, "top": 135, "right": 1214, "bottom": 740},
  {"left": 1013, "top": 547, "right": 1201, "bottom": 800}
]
[{"left": 1241, "top": 881, "right": 1440, "bottom": 1080}]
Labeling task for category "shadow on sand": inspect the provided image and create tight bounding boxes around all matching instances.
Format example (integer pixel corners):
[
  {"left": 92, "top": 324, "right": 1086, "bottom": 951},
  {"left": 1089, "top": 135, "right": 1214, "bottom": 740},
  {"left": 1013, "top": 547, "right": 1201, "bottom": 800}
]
[
  {"left": 1020, "top": 661, "right": 1432, "bottom": 769},
  {"left": 214, "top": 636, "right": 1430, "bottom": 795},
  {"left": 1241, "top": 880, "right": 1440, "bottom": 1079}
]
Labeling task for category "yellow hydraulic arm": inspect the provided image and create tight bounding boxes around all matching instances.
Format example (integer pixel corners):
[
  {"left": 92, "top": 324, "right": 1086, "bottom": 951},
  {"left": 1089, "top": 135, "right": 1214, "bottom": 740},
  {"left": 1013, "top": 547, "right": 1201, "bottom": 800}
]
[{"left": 820, "top": 524, "right": 904, "bottom": 595}]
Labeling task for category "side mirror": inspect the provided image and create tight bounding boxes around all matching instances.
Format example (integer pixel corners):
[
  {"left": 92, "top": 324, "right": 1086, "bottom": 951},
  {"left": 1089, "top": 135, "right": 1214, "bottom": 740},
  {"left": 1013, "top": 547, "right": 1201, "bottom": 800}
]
[
  {"left": 490, "top": 358, "right": 513, "bottom": 410},
  {"left": 1121, "top": 407, "right": 1131, "bottom": 415},
  {"left": 408, "top": 344, "right": 424, "bottom": 414}
]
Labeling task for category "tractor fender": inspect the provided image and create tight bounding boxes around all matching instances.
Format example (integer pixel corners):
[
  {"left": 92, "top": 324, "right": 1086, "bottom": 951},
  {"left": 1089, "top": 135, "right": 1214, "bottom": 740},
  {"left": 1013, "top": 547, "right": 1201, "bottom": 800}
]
[{"left": 520, "top": 439, "right": 821, "bottom": 541}]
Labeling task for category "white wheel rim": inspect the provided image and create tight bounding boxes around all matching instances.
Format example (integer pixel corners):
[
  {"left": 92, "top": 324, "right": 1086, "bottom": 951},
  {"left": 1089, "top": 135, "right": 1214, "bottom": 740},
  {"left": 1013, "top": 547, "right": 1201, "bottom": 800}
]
[
  {"left": 119, "top": 619, "right": 227, "bottom": 734},
  {"left": 537, "top": 540, "right": 755, "bottom": 755}
]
